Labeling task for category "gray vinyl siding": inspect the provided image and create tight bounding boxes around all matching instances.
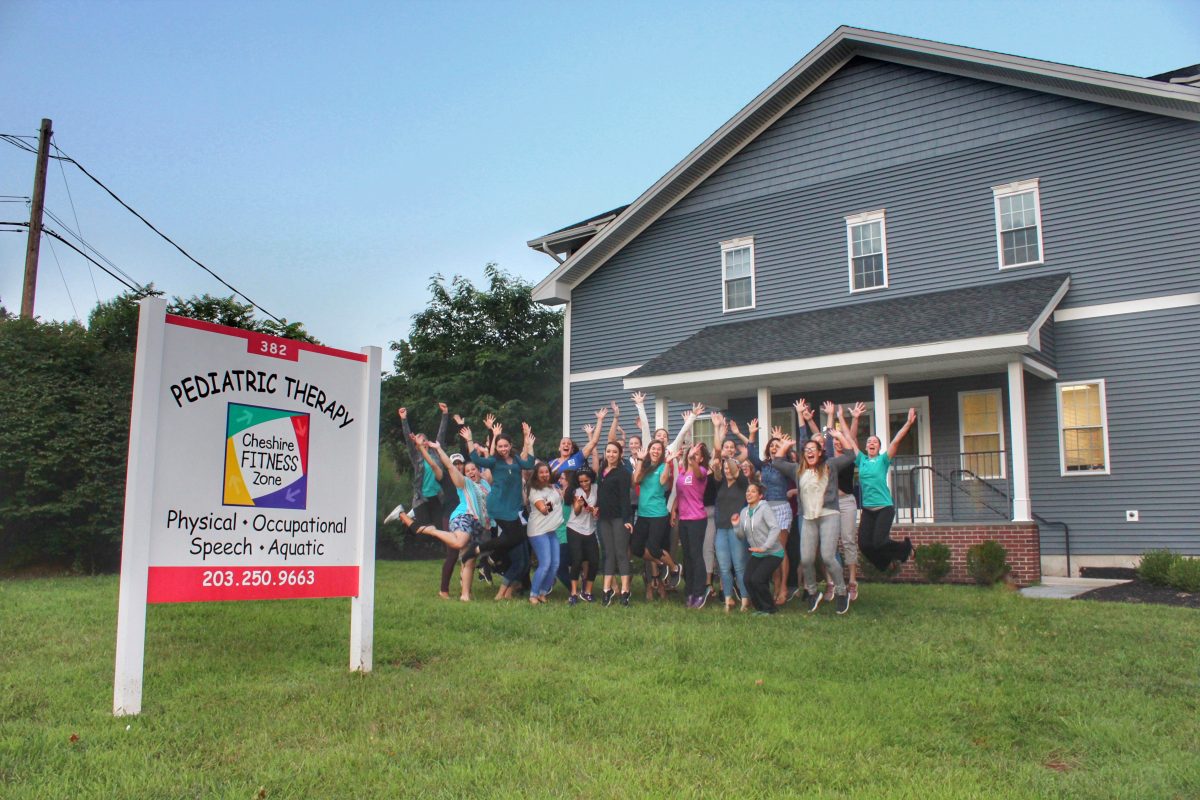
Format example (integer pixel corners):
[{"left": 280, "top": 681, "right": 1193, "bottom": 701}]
[
  {"left": 1026, "top": 306, "right": 1200, "bottom": 556},
  {"left": 568, "top": 56, "right": 1200, "bottom": 373}
]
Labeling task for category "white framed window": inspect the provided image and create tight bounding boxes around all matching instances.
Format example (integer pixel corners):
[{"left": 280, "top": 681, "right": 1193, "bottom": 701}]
[
  {"left": 769, "top": 408, "right": 796, "bottom": 442},
  {"left": 720, "top": 237, "right": 755, "bottom": 312},
  {"left": 958, "top": 389, "right": 1006, "bottom": 479},
  {"left": 845, "top": 210, "right": 888, "bottom": 293},
  {"left": 1056, "top": 380, "right": 1111, "bottom": 476},
  {"left": 993, "top": 179, "right": 1044, "bottom": 269},
  {"left": 691, "top": 415, "right": 716, "bottom": 453}
]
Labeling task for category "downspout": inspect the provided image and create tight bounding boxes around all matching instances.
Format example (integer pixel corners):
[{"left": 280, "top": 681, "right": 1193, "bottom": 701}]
[{"left": 541, "top": 243, "right": 564, "bottom": 265}]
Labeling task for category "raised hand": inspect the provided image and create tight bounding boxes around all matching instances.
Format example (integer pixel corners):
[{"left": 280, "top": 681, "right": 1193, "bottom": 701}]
[
  {"left": 711, "top": 411, "right": 725, "bottom": 428},
  {"left": 851, "top": 402, "right": 866, "bottom": 419},
  {"left": 793, "top": 399, "right": 809, "bottom": 417},
  {"left": 491, "top": 423, "right": 503, "bottom": 436},
  {"left": 748, "top": 418, "right": 759, "bottom": 436},
  {"left": 582, "top": 423, "right": 595, "bottom": 436},
  {"left": 453, "top": 414, "right": 465, "bottom": 426},
  {"left": 522, "top": 421, "right": 532, "bottom": 436},
  {"left": 631, "top": 391, "right": 646, "bottom": 406},
  {"left": 821, "top": 400, "right": 835, "bottom": 417},
  {"left": 907, "top": 407, "right": 917, "bottom": 426},
  {"left": 483, "top": 413, "right": 496, "bottom": 430},
  {"left": 437, "top": 402, "right": 448, "bottom": 414},
  {"left": 802, "top": 408, "right": 814, "bottom": 421},
  {"left": 596, "top": 407, "right": 609, "bottom": 422},
  {"left": 428, "top": 439, "right": 443, "bottom": 450},
  {"left": 771, "top": 425, "right": 784, "bottom": 440},
  {"left": 610, "top": 400, "right": 621, "bottom": 417},
  {"left": 459, "top": 426, "right": 473, "bottom": 441},
  {"left": 729, "top": 419, "right": 741, "bottom": 435},
  {"left": 691, "top": 402, "right": 705, "bottom": 417},
  {"left": 526, "top": 432, "right": 537, "bottom": 447},
  {"left": 397, "top": 407, "right": 408, "bottom": 420}
]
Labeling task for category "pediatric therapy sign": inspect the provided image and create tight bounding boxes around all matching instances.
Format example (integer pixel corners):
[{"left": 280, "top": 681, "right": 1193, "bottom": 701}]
[{"left": 114, "top": 298, "right": 381, "bottom": 715}]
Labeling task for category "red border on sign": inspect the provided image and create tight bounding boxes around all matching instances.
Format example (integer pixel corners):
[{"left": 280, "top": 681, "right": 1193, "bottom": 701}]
[
  {"left": 165, "top": 314, "right": 368, "bottom": 363},
  {"left": 147, "top": 565, "right": 360, "bottom": 603}
]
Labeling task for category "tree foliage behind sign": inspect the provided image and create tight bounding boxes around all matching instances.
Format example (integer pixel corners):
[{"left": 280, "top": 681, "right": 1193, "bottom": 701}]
[
  {"left": 381, "top": 265, "right": 563, "bottom": 474},
  {"left": 0, "top": 290, "right": 318, "bottom": 573}
]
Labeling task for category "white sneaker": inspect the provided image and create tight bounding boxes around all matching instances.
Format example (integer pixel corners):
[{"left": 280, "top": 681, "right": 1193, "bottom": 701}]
[{"left": 384, "top": 504, "right": 406, "bottom": 525}]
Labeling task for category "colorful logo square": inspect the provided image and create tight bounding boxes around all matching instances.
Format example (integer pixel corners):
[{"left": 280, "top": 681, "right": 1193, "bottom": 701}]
[{"left": 222, "top": 403, "right": 309, "bottom": 509}]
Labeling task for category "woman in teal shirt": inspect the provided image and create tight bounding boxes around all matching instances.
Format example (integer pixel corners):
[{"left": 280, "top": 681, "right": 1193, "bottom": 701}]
[{"left": 845, "top": 407, "right": 917, "bottom": 572}]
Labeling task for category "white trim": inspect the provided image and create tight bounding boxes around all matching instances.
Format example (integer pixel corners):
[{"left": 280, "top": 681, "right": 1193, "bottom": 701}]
[
  {"left": 1055, "top": 378, "right": 1112, "bottom": 477},
  {"left": 993, "top": 179, "right": 1045, "bottom": 270},
  {"left": 654, "top": 395, "right": 668, "bottom": 435},
  {"left": 845, "top": 209, "right": 889, "bottom": 293},
  {"left": 1026, "top": 276, "right": 1071, "bottom": 350},
  {"left": 1021, "top": 355, "right": 1058, "bottom": 381},
  {"left": 872, "top": 375, "right": 891, "bottom": 445},
  {"left": 720, "top": 236, "right": 756, "bottom": 312},
  {"left": 569, "top": 364, "right": 642, "bottom": 384},
  {"left": 562, "top": 303, "right": 572, "bottom": 436},
  {"left": 1053, "top": 292, "right": 1200, "bottom": 322},
  {"left": 625, "top": 332, "right": 1028, "bottom": 390},
  {"left": 958, "top": 388, "right": 1006, "bottom": 479},
  {"left": 756, "top": 387, "right": 772, "bottom": 459}
]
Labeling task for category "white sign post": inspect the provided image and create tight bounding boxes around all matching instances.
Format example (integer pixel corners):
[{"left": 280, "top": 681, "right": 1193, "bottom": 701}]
[{"left": 114, "top": 298, "right": 380, "bottom": 715}]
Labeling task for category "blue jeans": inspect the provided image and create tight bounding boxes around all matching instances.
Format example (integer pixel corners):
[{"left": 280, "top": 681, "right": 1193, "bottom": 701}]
[
  {"left": 529, "top": 533, "right": 560, "bottom": 597},
  {"left": 715, "top": 527, "right": 749, "bottom": 599}
]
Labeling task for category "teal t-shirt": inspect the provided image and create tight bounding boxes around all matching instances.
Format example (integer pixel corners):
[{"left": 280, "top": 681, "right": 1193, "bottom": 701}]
[
  {"left": 557, "top": 504, "right": 570, "bottom": 545},
  {"left": 856, "top": 451, "right": 893, "bottom": 507},
  {"left": 420, "top": 461, "right": 441, "bottom": 499},
  {"left": 637, "top": 463, "right": 669, "bottom": 517}
]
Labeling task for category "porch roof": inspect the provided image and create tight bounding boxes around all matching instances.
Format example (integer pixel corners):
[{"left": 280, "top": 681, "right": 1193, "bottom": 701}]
[{"left": 624, "top": 273, "right": 1069, "bottom": 397}]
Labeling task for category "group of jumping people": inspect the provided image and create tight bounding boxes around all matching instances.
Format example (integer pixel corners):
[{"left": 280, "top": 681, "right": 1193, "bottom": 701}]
[{"left": 385, "top": 392, "right": 917, "bottom": 615}]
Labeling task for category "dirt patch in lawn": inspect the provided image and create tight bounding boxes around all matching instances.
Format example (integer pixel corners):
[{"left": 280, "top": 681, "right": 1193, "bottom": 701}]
[{"left": 1077, "top": 579, "right": 1199, "bottom": 609}]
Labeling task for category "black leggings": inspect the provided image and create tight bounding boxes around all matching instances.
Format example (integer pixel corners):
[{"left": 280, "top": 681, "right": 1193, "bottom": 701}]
[
  {"left": 745, "top": 554, "right": 783, "bottom": 612},
  {"left": 678, "top": 518, "right": 708, "bottom": 598},
  {"left": 568, "top": 528, "right": 599, "bottom": 583},
  {"left": 478, "top": 517, "right": 526, "bottom": 572},
  {"left": 858, "top": 506, "right": 906, "bottom": 571}
]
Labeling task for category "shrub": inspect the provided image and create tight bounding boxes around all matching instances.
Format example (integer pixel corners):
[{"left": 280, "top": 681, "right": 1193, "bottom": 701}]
[
  {"left": 966, "top": 540, "right": 1010, "bottom": 586},
  {"left": 1138, "top": 549, "right": 1181, "bottom": 586},
  {"left": 914, "top": 542, "right": 952, "bottom": 582},
  {"left": 1166, "top": 557, "right": 1200, "bottom": 593}
]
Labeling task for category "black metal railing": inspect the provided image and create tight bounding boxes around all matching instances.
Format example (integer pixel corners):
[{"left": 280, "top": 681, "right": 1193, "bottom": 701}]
[{"left": 889, "top": 451, "right": 1013, "bottom": 524}]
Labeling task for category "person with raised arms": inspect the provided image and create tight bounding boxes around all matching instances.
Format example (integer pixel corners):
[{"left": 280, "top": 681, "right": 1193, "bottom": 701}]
[
  {"left": 843, "top": 407, "right": 918, "bottom": 574},
  {"left": 525, "top": 461, "right": 563, "bottom": 605},
  {"left": 632, "top": 436, "right": 679, "bottom": 599},
  {"left": 592, "top": 424, "right": 634, "bottom": 607},
  {"left": 566, "top": 468, "right": 600, "bottom": 604},
  {"left": 460, "top": 419, "right": 538, "bottom": 576}
]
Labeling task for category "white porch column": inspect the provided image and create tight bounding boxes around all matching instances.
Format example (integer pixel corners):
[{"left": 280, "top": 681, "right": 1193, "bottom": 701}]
[
  {"left": 756, "top": 387, "right": 771, "bottom": 459},
  {"left": 872, "top": 375, "right": 891, "bottom": 445},
  {"left": 561, "top": 302, "right": 571, "bottom": 438},
  {"left": 654, "top": 396, "right": 668, "bottom": 437},
  {"left": 1007, "top": 360, "right": 1033, "bottom": 522}
]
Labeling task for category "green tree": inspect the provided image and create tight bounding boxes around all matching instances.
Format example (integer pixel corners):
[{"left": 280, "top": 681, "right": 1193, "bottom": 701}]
[{"left": 381, "top": 264, "right": 563, "bottom": 472}]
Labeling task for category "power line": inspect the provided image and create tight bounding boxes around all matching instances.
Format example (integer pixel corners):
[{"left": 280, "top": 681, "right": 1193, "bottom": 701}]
[
  {"left": 1, "top": 133, "right": 285, "bottom": 323},
  {"left": 43, "top": 206, "right": 142, "bottom": 288},
  {"left": 0, "top": 221, "right": 142, "bottom": 293},
  {"left": 43, "top": 234, "right": 80, "bottom": 321},
  {"left": 52, "top": 134, "right": 100, "bottom": 304}
]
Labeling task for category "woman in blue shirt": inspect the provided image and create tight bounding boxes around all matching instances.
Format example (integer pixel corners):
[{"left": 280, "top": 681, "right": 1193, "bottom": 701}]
[{"left": 844, "top": 407, "right": 918, "bottom": 572}]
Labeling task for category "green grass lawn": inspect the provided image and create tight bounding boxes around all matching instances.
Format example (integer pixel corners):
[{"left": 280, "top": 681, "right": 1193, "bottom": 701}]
[{"left": 2, "top": 562, "right": 1197, "bottom": 799}]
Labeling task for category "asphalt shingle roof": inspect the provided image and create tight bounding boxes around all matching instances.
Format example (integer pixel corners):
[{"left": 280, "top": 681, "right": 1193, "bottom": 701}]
[{"left": 628, "top": 273, "right": 1069, "bottom": 379}]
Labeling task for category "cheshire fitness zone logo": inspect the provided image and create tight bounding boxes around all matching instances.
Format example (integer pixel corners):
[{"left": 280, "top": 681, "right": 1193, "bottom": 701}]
[{"left": 223, "top": 403, "right": 310, "bottom": 509}]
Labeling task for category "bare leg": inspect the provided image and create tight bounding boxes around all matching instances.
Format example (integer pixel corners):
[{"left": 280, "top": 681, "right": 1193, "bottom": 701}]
[
  {"left": 774, "top": 530, "right": 790, "bottom": 605},
  {"left": 398, "top": 511, "right": 469, "bottom": 550},
  {"left": 459, "top": 558, "right": 475, "bottom": 601}
]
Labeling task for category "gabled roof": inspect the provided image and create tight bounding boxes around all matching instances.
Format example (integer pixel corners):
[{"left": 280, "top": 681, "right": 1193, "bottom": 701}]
[
  {"left": 533, "top": 26, "right": 1200, "bottom": 304},
  {"left": 526, "top": 205, "right": 629, "bottom": 263}
]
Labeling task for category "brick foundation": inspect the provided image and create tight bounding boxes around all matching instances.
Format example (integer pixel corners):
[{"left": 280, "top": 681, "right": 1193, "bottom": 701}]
[{"left": 887, "top": 523, "right": 1041, "bottom": 586}]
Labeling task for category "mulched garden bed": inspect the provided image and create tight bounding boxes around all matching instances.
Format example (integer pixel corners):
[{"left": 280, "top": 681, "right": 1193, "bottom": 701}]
[{"left": 1076, "top": 578, "right": 1200, "bottom": 609}]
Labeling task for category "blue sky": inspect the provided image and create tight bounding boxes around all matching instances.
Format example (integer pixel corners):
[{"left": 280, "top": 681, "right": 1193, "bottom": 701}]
[{"left": 1, "top": 0, "right": 1196, "bottom": 354}]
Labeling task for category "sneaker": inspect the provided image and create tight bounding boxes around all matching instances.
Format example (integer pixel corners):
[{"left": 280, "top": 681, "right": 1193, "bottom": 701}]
[
  {"left": 805, "top": 590, "right": 822, "bottom": 614},
  {"left": 666, "top": 566, "right": 682, "bottom": 590},
  {"left": 568, "top": 594, "right": 579, "bottom": 606},
  {"left": 848, "top": 582, "right": 858, "bottom": 602},
  {"left": 602, "top": 589, "right": 614, "bottom": 607},
  {"left": 620, "top": 592, "right": 630, "bottom": 607},
  {"left": 383, "top": 504, "right": 406, "bottom": 525},
  {"left": 582, "top": 592, "right": 595, "bottom": 603},
  {"left": 823, "top": 582, "right": 835, "bottom": 603},
  {"left": 787, "top": 586, "right": 801, "bottom": 602},
  {"left": 685, "top": 596, "right": 697, "bottom": 609},
  {"left": 478, "top": 562, "right": 494, "bottom": 585},
  {"left": 835, "top": 593, "right": 850, "bottom": 615},
  {"left": 902, "top": 537, "right": 914, "bottom": 563},
  {"left": 697, "top": 587, "right": 711, "bottom": 609}
]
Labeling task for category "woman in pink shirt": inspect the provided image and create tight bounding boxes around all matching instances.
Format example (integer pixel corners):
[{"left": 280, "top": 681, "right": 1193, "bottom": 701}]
[{"left": 674, "top": 442, "right": 712, "bottom": 608}]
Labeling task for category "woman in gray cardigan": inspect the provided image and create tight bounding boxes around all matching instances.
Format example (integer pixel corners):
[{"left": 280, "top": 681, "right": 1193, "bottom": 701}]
[
  {"left": 772, "top": 430, "right": 857, "bottom": 615},
  {"left": 732, "top": 482, "right": 784, "bottom": 614}
]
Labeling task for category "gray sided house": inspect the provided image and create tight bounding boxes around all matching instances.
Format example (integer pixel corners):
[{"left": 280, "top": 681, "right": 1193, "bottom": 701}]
[{"left": 529, "top": 28, "right": 1200, "bottom": 578}]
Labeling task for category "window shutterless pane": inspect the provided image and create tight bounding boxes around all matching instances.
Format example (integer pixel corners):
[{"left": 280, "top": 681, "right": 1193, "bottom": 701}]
[
  {"left": 692, "top": 418, "right": 715, "bottom": 451},
  {"left": 1064, "top": 428, "right": 1105, "bottom": 471},
  {"left": 1061, "top": 385, "right": 1101, "bottom": 427},
  {"left": 725, "top": 277, "right": 752, "bottom": 309}
]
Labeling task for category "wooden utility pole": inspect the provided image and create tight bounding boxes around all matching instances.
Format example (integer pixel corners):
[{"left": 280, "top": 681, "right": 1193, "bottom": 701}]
[{"left": 21, "top": 118, "right": 53, "bottom": 319}]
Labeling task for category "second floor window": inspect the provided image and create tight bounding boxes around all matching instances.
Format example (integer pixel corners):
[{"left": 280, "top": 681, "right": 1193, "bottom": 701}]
[
  {"left": 845, "top": 210, "right": 888, "bottom": 292},
  {"left": 993, "top": 179, "right": 1044, "bottom": 268},
  {"left": 720, "top": 237, "right": 755, "bottom": 312}
]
